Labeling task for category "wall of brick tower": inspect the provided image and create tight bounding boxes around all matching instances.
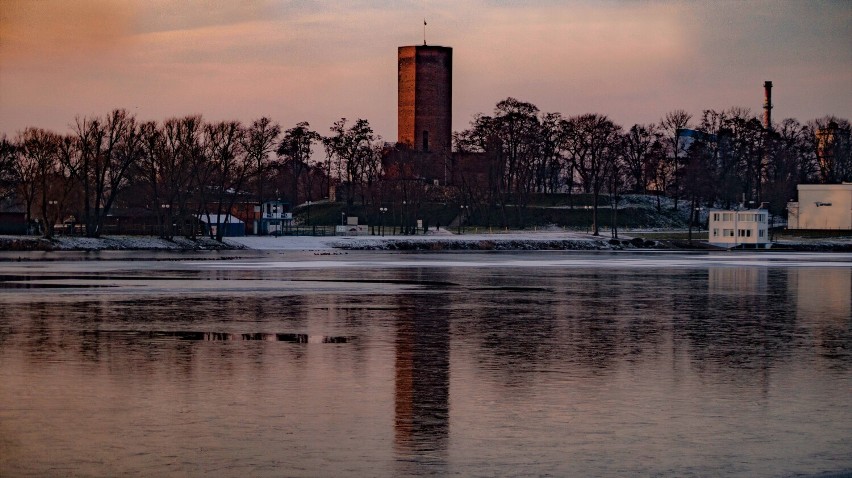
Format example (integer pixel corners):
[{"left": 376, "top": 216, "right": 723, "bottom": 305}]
[
  {"left": 398, "top": 45, "right": 452, "bottom": 182},
  {"left": 398, "top": 46, "right": 418, "bottom": 148}
]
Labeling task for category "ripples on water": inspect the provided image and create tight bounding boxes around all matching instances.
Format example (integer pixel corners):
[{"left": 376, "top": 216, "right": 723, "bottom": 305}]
[{"left": 0, "top": 251, "right": 850, "bottom": 477}]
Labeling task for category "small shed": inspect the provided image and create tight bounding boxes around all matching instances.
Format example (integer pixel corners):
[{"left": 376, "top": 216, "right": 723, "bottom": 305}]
[{"left": 198, "top": 214, "right": 245, "bottom": 237}]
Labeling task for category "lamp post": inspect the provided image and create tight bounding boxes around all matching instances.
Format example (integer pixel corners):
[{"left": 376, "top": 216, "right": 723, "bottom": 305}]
[
  {"left": 48, "top": 200, "right": 58, "bottom": 237},
  {"left": 459, "top": 205, "right": 468, "bottom": 234},
  {"left": 689, "top": 207, "right": 703, "bottom": 244},
  {"left": 160, "top": 203, "right": 170, "bottom": 238},
  {"left": 306, "top": 201, "right": 312, "bottom": 228},
  {"left": 379, "top": 207, "right": 387, "bottom": 236},
  {"left": 272, "top": 204, "right": 279, "bottom": 236},
  {"left": 402, "top": 200, "right": 407, "bottom": 235}
]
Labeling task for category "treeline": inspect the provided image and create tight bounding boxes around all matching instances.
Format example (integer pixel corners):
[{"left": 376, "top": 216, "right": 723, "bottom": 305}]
[
  {"left": 1, "top": 100, "right": 849, "bottom": 239},
  {"left": 0, "top": 111, "right": 385, "bottom": 239},
  {"left": 454, "top": 98, "right": 851, "bottom": 234}
]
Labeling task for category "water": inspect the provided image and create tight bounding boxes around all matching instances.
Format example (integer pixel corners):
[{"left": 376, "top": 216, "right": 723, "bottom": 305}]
[{"left": 1, "top": 251, "right": 850, "bottom": 477}]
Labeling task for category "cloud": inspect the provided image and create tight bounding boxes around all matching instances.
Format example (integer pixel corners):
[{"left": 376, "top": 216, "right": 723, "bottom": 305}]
[
  {"left": 0, "top": 0, "right": 136, "bottom": 61},
  {"left": 0, "top": 1, "right": 849, "bottom": 138}
]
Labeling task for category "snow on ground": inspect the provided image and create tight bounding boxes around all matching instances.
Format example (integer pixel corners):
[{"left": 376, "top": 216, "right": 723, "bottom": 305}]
[
  {"left": 0, "top": 234, "right": 236, "bottom": 251},
  {"left": 224, "top": 229, "right": 612, "bottom": 251},
  {"left": 2, "top": 229, "right": 848, "bottom": 252}
]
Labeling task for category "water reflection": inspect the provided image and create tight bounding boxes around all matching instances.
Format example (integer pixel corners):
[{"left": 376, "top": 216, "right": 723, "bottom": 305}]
[
  {"left": 791, "top": 267, "right": 852, "bottom": 363},
  {"left": 394, "top": 294, "right": 450, "bottom": 469},
  {"left": 0, "top": 254, "right": 850, "bottom": 477},
  {"left": 84, "top": 330, "right": 350, "bottom": 342}
]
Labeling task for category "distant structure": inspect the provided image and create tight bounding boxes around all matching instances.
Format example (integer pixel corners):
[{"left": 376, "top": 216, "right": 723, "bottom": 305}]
[
  {"left": 763, "top": 81, "right": 773, "bottom": 130},
  {"left": 396, "top": 45, "right": 453, "bottom": 184},
  {"left": 787, "top": 183, "right": 852, "bottom": 230},
  {"left": 708, "top": 208, "right": 771, "bottom": 249}
]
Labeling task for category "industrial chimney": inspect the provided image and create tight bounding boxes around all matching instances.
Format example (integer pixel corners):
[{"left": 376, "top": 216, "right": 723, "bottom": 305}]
[{"left": 763, "top": 81, "right": 773, "bottom": 130}]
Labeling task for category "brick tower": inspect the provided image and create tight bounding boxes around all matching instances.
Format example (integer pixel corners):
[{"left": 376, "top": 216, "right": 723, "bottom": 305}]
[{"left": 397, "top": 45, "right": 452, "bottom": 182}]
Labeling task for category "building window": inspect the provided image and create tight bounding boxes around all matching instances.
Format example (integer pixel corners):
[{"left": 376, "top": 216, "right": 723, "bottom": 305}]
[
  {"left": 759, "top": 230, "right": 765, "bottom": 238},
  {"left": 712, "top": 228, "right": 719, "bottom": 237},
  {"left": 422, "top": 131, "right": 429, "bottom": 152},
  {"left": 713, "top": 213, "right": 720, "bottom": 221},
  {"left": 724, "top": 229, "right": 734, "bottom": 237}
]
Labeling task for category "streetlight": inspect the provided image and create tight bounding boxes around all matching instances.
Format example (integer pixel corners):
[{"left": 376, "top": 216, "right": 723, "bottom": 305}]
[
  {"left": 272, "top": 204, "right": 279, "bottom": 236},
  {"left": 402, "top": 200, "right": 407, "bottom": 235},
  {"left": 47, "top": 200, "right": 58, "bottom": 236},
  {"left": 689, "top": 206, "right": 703, "bottom": 244},
  {"left": 379, "top": 207, "right": 387, "bottom": 236},
  {"left": 306, "top": 200, "right": 312, "bottom": 227},
  {"left": 459, "top": 205, "right": 468, "bottom": 234},
  {"left": 161, "top": 203, "right": 170, "bottom": 237}
]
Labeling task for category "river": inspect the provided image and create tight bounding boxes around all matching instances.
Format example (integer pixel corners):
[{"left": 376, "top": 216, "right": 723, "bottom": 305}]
[{"left": 1, "top": 251, "right": 850, "bottom": 477}]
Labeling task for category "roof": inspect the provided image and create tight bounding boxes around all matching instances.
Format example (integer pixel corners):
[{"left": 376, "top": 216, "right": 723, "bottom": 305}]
[{"left": 798, "top": 183, "right": 852, "bottom": 191}]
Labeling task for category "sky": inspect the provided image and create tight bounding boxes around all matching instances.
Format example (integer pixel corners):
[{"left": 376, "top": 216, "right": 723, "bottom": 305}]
[{"left": 1, "top": 0, "right": 850, "bottom": 140}]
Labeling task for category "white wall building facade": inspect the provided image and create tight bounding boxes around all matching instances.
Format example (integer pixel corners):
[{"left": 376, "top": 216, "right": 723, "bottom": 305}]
[
  {"left": 709, "top": 209, "right": 771, "bottom": 248},
  {"left": 787, "top": 183, "right": 852, "bottom": 230}
]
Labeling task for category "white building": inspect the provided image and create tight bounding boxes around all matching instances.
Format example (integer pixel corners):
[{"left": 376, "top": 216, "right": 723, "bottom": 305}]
[
  {"left": 257, "top": 199, "right": 291, "bottom": 235},
  {"left": 787, "top": 183, "right": 852, "bottom": 230},
  {"left": 708, "top": 209, "right": 771, "bottom": 248}
]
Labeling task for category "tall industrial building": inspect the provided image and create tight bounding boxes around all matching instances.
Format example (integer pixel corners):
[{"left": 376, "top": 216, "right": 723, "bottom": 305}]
[{"left": 397, "top": 45, "right": 453, "bottom": 182}]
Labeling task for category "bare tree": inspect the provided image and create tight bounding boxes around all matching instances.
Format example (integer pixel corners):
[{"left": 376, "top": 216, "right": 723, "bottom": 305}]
[
  {"left": 138, "top": 119, "right": 200, "bottom": 238},
  {"left": 455, "top": 98, "right": 545, "bottom": 225},
  {"left": 66, "top": 109, "right": 142, "bottom": 237},
  {"left": 538, "top": 112, "right": 567, "bottom": 194},
  {"left": 0, "top": 135, "right": 17, "bottom": 202},
  {"left": 564, "top": 114, "right": 623, "bottom": 235},
  {"left": 203, "top": 121, "right": 249, "bottom": 241},
  {"left": 762, "top": 118, "right": 809, "bottom": 216},
  {"left": 808, "top": 116, "right": 852, "bottom": 183},
  {"left": 277, "top": 122, "right": 320, "bottom": 205},
  {"left": 325, "top": 118, "right": 378, "bottom": 206},
  {"left": 622, "top": 124, "right": 661, "bottom": 194},
  {"left": 16, "top": 128, "right": 67, "bottom": 237},
  {"left": 659, "top": 110, "right": 692, "bottom": 210},
  {"left": 243, "top": 117, "right": 281, "bottom": 208}
]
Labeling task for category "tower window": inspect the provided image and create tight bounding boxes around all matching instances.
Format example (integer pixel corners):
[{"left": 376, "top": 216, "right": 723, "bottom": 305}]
[{"left": 422, "top": 131, "right": 429, "bottom": 152}]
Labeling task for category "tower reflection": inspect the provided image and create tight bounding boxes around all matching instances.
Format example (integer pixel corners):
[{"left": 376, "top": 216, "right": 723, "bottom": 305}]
[{"left": 394, "top": 294, "right": 450, "bottom": 459}]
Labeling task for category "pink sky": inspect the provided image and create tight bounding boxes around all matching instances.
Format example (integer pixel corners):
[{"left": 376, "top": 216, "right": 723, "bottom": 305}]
[{"left": 1, "top": 0, "right": 849, "bottom": 140}]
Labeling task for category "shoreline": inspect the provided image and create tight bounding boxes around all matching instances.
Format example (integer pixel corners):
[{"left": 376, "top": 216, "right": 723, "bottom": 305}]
[{"left": 1, "top": 232, "right": 849, "bottom": 253}]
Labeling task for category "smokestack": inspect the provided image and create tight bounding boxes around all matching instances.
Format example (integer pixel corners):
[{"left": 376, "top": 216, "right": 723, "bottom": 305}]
[{"left": 763, "top": 81, "right": 773, "bottom": 130}]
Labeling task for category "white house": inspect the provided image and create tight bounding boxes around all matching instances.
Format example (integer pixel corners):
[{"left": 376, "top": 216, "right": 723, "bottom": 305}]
[
  {"left": 257, "top": 199, "right": 291, "bottom": 235},
  {"left": 708, "top": 208, "right": 771, "bottom": 248},
  {"left": 787, "top": 183, "right": 852, "bottom": 230}
]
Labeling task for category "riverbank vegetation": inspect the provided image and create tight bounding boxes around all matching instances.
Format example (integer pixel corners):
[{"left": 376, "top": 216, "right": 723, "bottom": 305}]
[{"left": 1, "top": 100, "right": 848, "bottom": 240}]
